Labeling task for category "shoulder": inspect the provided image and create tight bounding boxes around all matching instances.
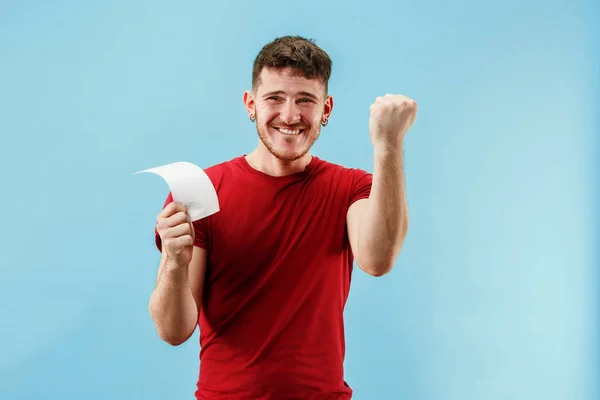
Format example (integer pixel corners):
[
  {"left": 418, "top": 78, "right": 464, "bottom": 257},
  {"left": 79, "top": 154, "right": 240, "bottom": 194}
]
[
  {"left": 311, "top": 157, "right": 372, "bottom": 205},
  {"left": 202, "top": 155, "right": 247, "bottom": 190},
  {"left": 311, "top": 156, "right": 372, "bottom": 181},
  {"left": 203, "top": 155, "right": 245, "bottom": 174}
]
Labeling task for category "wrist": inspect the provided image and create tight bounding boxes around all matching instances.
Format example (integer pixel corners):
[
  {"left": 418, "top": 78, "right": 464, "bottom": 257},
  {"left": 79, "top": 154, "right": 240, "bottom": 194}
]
[
  {"left": 373, "top": 141, "right": 404, "bottom": 159},
  {"left": 162, "top": 252, "right": 190, "bottom": 272}
]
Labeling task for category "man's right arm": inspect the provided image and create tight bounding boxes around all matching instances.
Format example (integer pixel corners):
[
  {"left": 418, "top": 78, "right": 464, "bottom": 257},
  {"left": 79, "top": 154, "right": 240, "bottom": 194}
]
[{"left": 149, "top": 202, "right": 207, "bottom": 346}]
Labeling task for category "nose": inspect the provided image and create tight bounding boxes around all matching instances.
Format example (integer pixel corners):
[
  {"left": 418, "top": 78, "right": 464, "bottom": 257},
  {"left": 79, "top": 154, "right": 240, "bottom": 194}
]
[{"left": 279, "top": 100, "right": 301, "bottom": 125}]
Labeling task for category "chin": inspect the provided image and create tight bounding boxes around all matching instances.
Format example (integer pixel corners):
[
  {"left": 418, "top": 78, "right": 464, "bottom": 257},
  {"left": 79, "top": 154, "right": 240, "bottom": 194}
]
[
  {"left": 258, "top": 124, "right": 320, "bottom": 161},
  {"left": 265, "top": 142, "right": 310, "bottom": 161}
]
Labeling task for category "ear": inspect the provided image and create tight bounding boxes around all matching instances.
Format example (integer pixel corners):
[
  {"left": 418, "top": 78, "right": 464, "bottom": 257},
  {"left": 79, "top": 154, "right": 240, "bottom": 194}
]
[
  {"left": 322, "top": 95, "right": 334, "bottom": 123},
  {"left": 243, "top": 90, "right": 256, "bottom": 119}
]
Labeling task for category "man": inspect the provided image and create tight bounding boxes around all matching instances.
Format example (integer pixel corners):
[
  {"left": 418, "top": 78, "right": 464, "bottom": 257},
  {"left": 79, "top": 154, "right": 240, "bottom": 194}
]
[{"left": 150, "top": 35, "right": 416, "bottom": 399}]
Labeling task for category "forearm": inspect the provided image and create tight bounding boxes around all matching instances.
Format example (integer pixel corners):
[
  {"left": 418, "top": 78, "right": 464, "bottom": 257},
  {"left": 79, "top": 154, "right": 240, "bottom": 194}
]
[
  {"left": 149, "top": 255, "right": 198, "bottom": 345},
  {"left": 359, "top": 145, "right": 409, "bottom": 273}
]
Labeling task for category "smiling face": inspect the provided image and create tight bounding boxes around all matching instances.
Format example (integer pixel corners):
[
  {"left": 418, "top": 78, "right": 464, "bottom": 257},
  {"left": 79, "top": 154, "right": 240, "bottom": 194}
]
[{"left": 244, "top": 67, "right": 333, "bottom": 162}]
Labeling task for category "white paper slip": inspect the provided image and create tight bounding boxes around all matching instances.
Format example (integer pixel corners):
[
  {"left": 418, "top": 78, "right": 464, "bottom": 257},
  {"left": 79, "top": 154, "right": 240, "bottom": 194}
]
[{"left": 135, "top": 161, "right": 220, "bottom": 221}]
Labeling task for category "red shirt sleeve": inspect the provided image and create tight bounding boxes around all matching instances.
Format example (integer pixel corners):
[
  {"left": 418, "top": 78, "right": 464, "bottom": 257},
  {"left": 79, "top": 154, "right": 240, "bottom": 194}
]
[{"left": 349, "top": 168, "right": 372, "bottom": 206}]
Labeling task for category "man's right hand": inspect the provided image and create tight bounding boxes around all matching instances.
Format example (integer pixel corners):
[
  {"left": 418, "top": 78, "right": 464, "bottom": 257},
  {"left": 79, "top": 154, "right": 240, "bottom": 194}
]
[{"left": 156, "top": 202, "right": 195, "bottom": 268}]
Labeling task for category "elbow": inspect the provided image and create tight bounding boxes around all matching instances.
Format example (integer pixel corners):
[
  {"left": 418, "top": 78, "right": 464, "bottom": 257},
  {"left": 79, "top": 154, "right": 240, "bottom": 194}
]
[
  {"left": 154, "top": 322, "right": 194, "bottom": 346},
  {"left": 158, "top": 331, "right": 190, "bottom": 346},
  {"left": 356, "top": 252, "right": 396, "bottom": 276},
  {"left": 357, "top": 235, "right": 407, "bottom": 277},
  {"left": 360, "top": 260, "right": 395, "bottom": 277},
  {"left": 371, "top": 263, "right": 394, "bottom": 277},
  {"left": 149, "top": 304, "right": 194, "bottom": 346}
]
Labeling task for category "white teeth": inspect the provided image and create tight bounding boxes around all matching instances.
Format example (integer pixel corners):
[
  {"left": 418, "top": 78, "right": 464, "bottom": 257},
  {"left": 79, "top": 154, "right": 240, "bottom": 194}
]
[{"left": 277, "top": 128, "right": 302, "bottom": 135}]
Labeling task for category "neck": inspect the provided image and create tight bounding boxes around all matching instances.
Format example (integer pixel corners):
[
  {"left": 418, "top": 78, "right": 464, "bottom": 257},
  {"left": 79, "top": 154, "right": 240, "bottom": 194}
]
[{"left": 245, "top": 144, "right": 312, "bottom": 177}]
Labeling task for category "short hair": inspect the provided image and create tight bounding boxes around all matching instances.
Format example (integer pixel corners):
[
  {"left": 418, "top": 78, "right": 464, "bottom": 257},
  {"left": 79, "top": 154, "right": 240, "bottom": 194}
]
[{"left": 251, "top": 35, "right": 332, "bottom": 94}]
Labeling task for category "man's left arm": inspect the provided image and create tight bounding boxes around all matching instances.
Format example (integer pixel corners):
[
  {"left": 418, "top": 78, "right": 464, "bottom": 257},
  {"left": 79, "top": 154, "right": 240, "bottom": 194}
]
[{"left": 346, "top": 94, "right": 417, "bottom": 277}]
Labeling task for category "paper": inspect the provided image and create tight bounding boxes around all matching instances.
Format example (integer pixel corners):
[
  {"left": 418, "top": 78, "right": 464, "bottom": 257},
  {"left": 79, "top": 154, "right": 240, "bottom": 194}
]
[{"left": 135, "top": 161, "right": 220, "bottom": 221}]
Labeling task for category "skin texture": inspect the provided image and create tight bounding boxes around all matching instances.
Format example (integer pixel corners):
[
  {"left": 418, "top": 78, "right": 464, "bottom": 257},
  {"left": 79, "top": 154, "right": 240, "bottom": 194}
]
[
  {"left": 347, "top": 94, "right": 416, "bottom": 276},
  {"left": 243, "top": 67, "right": 333, "bottom": 177},
  {"left": 149, "top": 202, "right": 206, "bottom": 345},
  {"left": 149, "top": 67, "right": 417, "bottom": 345}
]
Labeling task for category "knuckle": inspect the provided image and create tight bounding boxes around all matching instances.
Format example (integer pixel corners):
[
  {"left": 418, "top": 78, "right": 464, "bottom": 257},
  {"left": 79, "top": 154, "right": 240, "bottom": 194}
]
[
  {"left": 156, "top": 218, "right": 168, "bottom": 231},
  {"left": 177, "top": 211, "right": 189, "bottom": 223},
  {"left": 166, "top": 202, "right": 178, "bottom": 213},
  {"left": 170, "top": 202, "right": 184, "bottom": 214},
  {"left": 169, "top": 211, "right": 185, "bottom": 225},
  {"left": 163, "top": 237, "right": 176, "bottom": 249},
  {"left": 175, "top": 235, "right": 192, "bottom": 248},
  {"left": 159, "top": 202, "right": 177, "bottom": 220}
]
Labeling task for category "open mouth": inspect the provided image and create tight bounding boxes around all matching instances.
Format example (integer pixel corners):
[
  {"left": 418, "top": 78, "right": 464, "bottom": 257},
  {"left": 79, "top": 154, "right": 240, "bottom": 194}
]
[{"left": 274, "top": 127, "right": 304, "bottom": 136}]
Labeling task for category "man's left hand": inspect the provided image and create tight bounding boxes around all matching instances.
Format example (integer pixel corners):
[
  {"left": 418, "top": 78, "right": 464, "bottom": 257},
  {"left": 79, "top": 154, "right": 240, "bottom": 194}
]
[{"left": 369, "top": 94, "right": 418, "bottom": 150}]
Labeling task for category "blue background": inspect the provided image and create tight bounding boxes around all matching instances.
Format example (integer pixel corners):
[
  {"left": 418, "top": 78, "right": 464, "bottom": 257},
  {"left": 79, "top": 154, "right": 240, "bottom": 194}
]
[{"left": 1, "top": 0, "right": 598, "bottom": 399}]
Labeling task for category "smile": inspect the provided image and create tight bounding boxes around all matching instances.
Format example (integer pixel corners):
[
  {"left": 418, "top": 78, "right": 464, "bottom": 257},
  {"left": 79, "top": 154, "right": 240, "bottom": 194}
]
[{"left": 275, "top": 127, "right": 304, "bottom": 135}]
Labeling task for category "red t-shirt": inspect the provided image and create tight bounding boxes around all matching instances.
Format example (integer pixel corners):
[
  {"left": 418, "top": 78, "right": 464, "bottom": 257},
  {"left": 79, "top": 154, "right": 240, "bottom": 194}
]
[{"left": 155, "top": 155, "right": 372, "bottom": 399}]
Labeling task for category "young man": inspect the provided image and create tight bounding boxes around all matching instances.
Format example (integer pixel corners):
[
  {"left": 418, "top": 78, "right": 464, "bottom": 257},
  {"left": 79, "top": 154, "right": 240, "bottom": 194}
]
[{"left": 150, "top": 35, "right": 416, "bottom": 399}]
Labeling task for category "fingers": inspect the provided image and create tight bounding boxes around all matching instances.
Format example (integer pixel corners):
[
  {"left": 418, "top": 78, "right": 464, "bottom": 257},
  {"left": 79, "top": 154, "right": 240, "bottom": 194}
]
[
  {"left": 164, "top": 220, "right": 193, "bottom": 238},
  {"left": 156, "top": 201, "right": 194, "bottom": 245},
  {"left": 158, "top": 201, "right": 187, "bottom": 220},
  {"left": 157, "top": 210, "right": 195, "bottom": 252},
  {"left": 375, "top": 94, "right": 395, "bottom": 104},
  {"left": 375, "top": 96, "right": 387, "bottom": 104},
  {"left": 372, "top": 95, "right": 418, "bottom": 111},
  {"left": 164, "top": 231, "right": 194, "bottom": 248},
  {"left": 157, "top": 210, "right": 188, "bottom": 228},
  {"left": 173, "top": 234, "right": 194, "bottom": 248}
]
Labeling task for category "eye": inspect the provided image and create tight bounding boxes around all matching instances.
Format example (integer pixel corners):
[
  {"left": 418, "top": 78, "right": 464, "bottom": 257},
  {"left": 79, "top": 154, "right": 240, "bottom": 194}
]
[
  {"left": 267, "top": 96, "right": 282, "bottom": 101},
  {"left": 299, "top": 98, "right": 312, "bottom": 103}
]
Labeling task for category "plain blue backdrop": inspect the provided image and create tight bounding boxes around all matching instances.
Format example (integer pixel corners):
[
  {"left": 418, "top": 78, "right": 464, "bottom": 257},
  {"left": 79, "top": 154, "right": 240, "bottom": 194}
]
[{"left": 1, "top": 0, "right": 598, "bottom": 399}]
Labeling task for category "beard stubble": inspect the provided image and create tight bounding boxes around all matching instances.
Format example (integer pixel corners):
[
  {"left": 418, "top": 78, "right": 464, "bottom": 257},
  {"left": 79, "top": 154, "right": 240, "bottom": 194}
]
[{"left": 255, "top": 116, "right": 321, "bottom": 162}]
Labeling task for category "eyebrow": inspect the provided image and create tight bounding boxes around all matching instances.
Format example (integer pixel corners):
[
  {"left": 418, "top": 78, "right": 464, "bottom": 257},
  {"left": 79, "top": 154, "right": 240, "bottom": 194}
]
[{"left": 262, "top": 90, "right": 320, "bottom": 101}]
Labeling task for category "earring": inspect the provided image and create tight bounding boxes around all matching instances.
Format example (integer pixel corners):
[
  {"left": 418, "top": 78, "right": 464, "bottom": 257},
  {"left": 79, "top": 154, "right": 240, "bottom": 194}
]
[
  {"left": 321, "top": 119, "right": 328, "bottom": 127},
  {"left": 250, "top": 115, "right": 256, "bottom": 122}
]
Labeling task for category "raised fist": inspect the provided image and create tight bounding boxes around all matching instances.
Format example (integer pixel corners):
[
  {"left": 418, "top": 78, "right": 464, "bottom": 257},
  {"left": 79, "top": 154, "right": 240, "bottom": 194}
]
[{"left": 369, "top": 94, "right": 417, "bottom": 149}]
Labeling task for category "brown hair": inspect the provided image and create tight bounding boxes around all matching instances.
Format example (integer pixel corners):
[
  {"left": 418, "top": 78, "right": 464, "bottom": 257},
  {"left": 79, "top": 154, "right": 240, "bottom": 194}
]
[{"left": 251, "top": 35, "right": 332, "bottom": 94}]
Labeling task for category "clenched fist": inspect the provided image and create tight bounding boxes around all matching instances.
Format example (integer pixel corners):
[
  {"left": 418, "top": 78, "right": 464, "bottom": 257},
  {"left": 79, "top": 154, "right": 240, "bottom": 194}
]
[
  {"left": 369, "top": 94, "right": 418, "bottom": 149},
  {"left": 156, "top": 202, "right": 195, "bottom": 268}
]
